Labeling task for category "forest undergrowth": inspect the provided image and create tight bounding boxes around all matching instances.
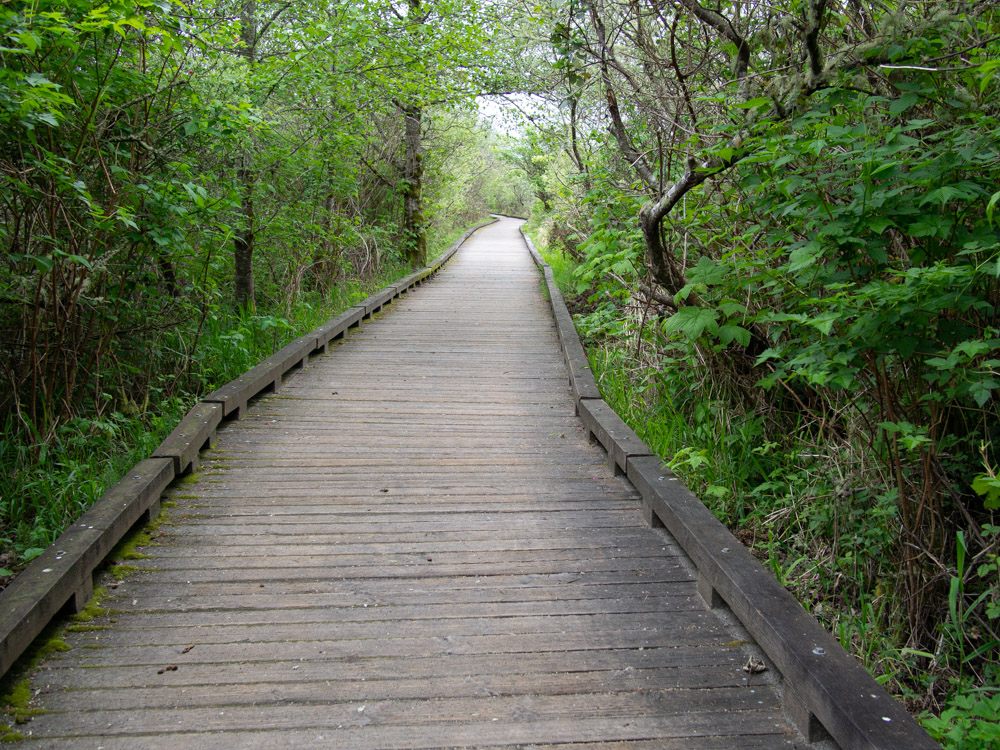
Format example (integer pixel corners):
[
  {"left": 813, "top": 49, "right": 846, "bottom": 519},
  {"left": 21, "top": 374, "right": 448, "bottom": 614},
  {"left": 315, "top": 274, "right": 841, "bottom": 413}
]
[{"left": 529, "top": 219, "right": 1000, "bottom": 748}]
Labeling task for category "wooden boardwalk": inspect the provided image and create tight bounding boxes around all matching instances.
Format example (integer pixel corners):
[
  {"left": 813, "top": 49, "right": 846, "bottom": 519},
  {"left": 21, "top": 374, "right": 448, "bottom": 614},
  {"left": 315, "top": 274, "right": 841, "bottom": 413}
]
[{"left": 20, "top": 219, "right": 808, "bottom": 748}]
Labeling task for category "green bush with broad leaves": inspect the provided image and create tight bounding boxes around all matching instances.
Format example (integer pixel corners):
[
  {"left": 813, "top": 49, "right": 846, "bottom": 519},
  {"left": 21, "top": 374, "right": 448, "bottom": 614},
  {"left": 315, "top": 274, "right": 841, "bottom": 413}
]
[{"left": 536, "top": 12, "right": 1000, "bottom": 741}]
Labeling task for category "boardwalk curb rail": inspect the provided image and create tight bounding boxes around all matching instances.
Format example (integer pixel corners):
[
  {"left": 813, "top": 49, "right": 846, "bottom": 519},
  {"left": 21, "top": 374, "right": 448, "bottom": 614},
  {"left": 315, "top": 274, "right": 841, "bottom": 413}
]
[
  {"left": 152, "top": 401, "right": 222, "bottom": 475},
  {"left": 0, "top": 218, "right": 496, "bottom": 683},
  {"left": 0, "top": 459, "right": 174, "bottom": 677},
  {"left": 313, "top": 306, "right": 365, "bottom": 354},
  {"left": 524, "top": 244, "right": 600, "bottom": 410},
  {"left": 520, "top": 227, "right": 939, "bottom": 750},
  {"left": 577, "top": 398, "right": 654, "bottom": 476}
]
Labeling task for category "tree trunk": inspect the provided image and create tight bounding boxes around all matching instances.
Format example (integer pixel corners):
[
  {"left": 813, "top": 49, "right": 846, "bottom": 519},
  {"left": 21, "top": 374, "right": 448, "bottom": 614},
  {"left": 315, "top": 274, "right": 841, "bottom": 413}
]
[
  {"left": 401, "top": 103, "right": 426, "bottom": 266},
  {"left": 568, "top": 98, "right": 591, "bottom": 194},
  {"left": 234, "top": 0, "right": 257, "bottom": 309},
  {"left": 234, "top": 154, "right": 255, "bottom": 309}
]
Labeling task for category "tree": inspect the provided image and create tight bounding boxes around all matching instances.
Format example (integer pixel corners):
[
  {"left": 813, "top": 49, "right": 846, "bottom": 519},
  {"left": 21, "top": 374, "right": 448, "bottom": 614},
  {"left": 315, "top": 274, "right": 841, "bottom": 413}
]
[
  {"left": 0, "top": 0, "right": 215, "bottom": 436},
  {"left": 535, "top": 0, "right": 1000, "bottom": 675}
]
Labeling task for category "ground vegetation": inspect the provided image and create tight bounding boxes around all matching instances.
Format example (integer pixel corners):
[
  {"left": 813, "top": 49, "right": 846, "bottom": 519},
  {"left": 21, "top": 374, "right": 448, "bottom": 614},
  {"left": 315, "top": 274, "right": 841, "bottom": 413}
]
[{"left": 522, "top": 0, "right": 1000, "bottom": 742}]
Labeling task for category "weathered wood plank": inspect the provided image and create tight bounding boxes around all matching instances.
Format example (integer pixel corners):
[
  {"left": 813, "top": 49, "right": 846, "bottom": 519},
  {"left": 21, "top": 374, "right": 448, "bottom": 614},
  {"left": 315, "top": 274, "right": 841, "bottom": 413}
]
[
  {"left": 22, "top": 714, "right": 797, "bottom": 749},
  {"left": 146, "top": 527, "right": 672, "bottom": 551},
  {"left": 0, "top": 458, "right": 174, "bottom": 676},
  {"left": 37, "top": 668, "right": 773, "bottom": 711},
  {"left": 59, "top": 596, "right": 700, "bottom": 636},
  {"left": 104, "top": 578, "right": 698, "bottom": 612},
  {"left": 151, "top": 401, "right": 221, "bottom": 475},
  {"left": 28, "top": 690, "right": 786, "bottom": 736},
  {"left": 57, "top": 614, "right": 732, "bottom": 655},
  {"left": 39, "top": 645, "right": 749, "bottom": 689},
  {"left": 141, "top": 545, "right": 685, "bottom": 570},
  {"left": 17, "top": 218, "right": 809, "bottom": 749}
]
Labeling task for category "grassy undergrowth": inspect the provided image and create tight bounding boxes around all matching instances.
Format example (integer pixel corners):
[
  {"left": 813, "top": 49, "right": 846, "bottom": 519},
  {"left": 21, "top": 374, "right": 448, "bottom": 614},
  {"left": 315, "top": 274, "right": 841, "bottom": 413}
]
[
  {"left": 531, "top": 228, "right": 1000, "bottom": 748},
  {"left": 0, "top": 262, "right": 410, "bottom": 582}
]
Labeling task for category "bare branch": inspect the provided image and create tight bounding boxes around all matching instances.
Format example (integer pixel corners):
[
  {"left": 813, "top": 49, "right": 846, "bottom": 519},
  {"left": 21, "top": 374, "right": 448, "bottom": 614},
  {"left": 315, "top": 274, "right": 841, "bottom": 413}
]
[
  {"left": 674, "top": 0, "right": 750, "bottom": 86},
  {"left": 587, "top": 1, "right": 658, "bottom": 191}
]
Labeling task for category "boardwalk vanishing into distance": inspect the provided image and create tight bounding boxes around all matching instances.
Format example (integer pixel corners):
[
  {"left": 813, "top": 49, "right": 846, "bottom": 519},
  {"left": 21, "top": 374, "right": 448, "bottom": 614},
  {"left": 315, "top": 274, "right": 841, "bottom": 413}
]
[{"left": 16, "top": 219, "right": 831, "bottom": 747}]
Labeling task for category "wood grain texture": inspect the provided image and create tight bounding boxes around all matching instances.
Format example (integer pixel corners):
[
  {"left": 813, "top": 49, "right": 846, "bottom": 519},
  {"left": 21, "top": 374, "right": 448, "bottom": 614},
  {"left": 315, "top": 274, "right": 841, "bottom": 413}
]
[{"left": 21, "top": 219, "right": 808, "bottom": 748}]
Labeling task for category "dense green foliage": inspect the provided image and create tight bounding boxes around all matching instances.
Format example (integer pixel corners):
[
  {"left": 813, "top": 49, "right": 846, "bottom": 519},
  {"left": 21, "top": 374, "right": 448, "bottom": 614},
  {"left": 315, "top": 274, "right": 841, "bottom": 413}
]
[
  {"left": 0, "top": 0, "right": 532, "bottom": 572},
  {"left": 523, "top": 0, "right": 1000, "bottom": 741},
  {"left": 3, "top": 0, "right": 999, "bottom": 739}
]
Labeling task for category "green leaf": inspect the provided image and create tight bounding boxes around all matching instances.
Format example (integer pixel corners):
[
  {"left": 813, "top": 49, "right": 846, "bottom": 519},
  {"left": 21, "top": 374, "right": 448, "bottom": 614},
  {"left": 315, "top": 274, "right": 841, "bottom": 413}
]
[
  {"left": 718, "top": 324, "right": 751, "bottom": 347},
  {"left": 18, "top": 32, "right": 40, "bottom": 53},
  {"left": 948, "top": 575, "right": 960, "bottom": 629},
  {"left": 967, "top": 379, "right": 997, "bottom": 408},
  {"left": 972, "top": 475, "right": 1000, "bottom": 510},
  {"left": 788, "top": 240, "right": 823, "bottom": 272},
  {"left": 735, "top": 97, "right": 770, "bottom": 109},
  {"left": 611, "top": 260, "right": 633, "bottom": 275},
  {"left": 888, "top": 93, "right": 919, "bottom": 115},
  {"left": 869, "top": 162, "right": 896, "bottom": 178},
  {"left": 978, "top": 59, "right": 1000, "bottom": 93},
  {"left": 954, "top": 340, "right": 993, "bottom": 358},
  {"left": 24, "top": 72, "right": 53, "bottom": 87},
  {"left": 675, "top": 282, "right": 703, "bottom": 302},
  {"left": 907, "top": 216, "right": 951, "bottom": 238},
  {"left": 806, "top": 312, "right": 839, "bottom": 336},
  {"left": 663, "top": 306, "right": 719, "bottom": 339},
  {"left": 718, "top": 301, "right": 747, "bottom": 317},
  {"left": 987, "top": 190, "right": 1000, "bottom": 226},
  {"left": 921, "top": 186, "right": 973, "bottom": 206},
  {"left": 687, "top": 255, "right": 727, "bottom": 286},
  {"left": 868, "top": 218, "right": 893, "bottom": 234}
]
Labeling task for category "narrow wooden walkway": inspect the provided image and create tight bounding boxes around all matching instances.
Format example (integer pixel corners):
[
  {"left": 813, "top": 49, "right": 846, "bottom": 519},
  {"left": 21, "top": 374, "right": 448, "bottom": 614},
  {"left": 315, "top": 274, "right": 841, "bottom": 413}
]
[{"left": 21, "top": 219, "right": 808, "bottom": 748}]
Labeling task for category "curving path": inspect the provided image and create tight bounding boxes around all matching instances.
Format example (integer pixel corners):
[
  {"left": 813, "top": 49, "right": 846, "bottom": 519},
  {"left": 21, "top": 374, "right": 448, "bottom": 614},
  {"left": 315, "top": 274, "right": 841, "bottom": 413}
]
[{"left": 19, "top": 218, "right": 810, "bottom": 748}]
